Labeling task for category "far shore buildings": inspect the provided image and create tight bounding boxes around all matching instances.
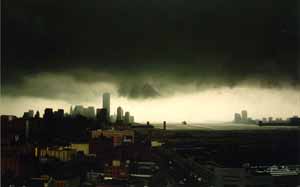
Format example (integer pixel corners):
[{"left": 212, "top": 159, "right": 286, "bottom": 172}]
[
  {"left": 234, "top": 110, "right": 300, "bottom": 126},
  {"left": 70, "top": 105, "right": 95, "bottom": 118},
  {"left": 69, "top": 93, "right": 134, "bottom": 123},
  {"left": 234, "top": 110, "right": 253, "bottom": 123}
]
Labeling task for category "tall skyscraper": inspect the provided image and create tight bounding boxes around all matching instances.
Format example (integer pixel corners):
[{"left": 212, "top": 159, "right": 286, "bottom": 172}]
[
  {"left": 103, "top": 93, "right": 110, "bottom": 120},
  {"left": 241, "top": 110, "right": 248, "bottom": 122},
  {"left": 117, "top": 106, "right": 123, "bottom": 122},
  {"left": 124, "top": 112, "right": 130, "bottom": 124}
]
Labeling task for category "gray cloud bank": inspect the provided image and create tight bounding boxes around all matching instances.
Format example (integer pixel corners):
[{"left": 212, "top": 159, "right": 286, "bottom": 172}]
[
  {"left": 2, "top": 0, "right": 300, "bottom": 100},
  {"left": 2, "top": 68, "right": 300, "bottom": 103}
]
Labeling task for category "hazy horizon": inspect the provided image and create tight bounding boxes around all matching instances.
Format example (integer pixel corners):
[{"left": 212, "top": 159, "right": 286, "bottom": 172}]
[{"left": 2, "top": 83, "right": 299, "bottom": 123}]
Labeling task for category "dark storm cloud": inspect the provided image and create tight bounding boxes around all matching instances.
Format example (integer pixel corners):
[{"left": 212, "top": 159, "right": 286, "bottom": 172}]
[
  {"left": 2, "top": 0, "right": 299, "bottom": 99},
  {"left": 118, "top": 82, "right": 160, "bottom": 98}
]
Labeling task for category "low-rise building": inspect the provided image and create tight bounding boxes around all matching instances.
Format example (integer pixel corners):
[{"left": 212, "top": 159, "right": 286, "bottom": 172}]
[
  {"left": 39, "top": 147, "right": 77, "bottom": 161},
  {"left": 91, "top": 130, "right": 134, "bottom": 146},
  {"left": 104, "top": 160, "right": 129, "bottom": 180}
]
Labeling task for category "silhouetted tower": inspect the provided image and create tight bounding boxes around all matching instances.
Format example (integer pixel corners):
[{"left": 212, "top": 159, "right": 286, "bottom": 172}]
[
  {"left": 56, "top": 109, "right": 64, "bottom": 118},
  {"left": 44, "top": 108, "right": 53, "bottom": 119},
  {"left": 34, "top": 111, "right": 40, "bottom": 118},
  {"left": 103, "top": 93, "right": 110, "bottom": 120},
  {"left": 23, "top": 112, "right": 30, "bottom": 119},
  {"left": 124, "top": 112, "right": 130, "bottom": 124},
  {"left": 116, "top": 106, "right": 123, "bottom": 122},
  {"left": 163, "top": 121, "right": 167, "bottom": 130},
  {"left": 241, "top": 110, "right": 248, "bottom": 122}
]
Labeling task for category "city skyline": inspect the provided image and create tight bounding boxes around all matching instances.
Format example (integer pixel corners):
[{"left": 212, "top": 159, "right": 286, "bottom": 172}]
[
  {"left": 3, "top": 89, "right": 299, "bottom": 124},
  {"left": 2, "top": 0, "right": 300, "bottom": 186},
  {"left": 2, "top": 0, "right": 299, "bottom": 124}
]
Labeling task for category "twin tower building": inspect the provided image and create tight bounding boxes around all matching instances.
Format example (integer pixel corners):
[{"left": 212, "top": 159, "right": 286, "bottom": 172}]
[
  {"left": 70, "top": 93, "right": 134, "bottom": 124},
  {"left": 102, "top": 93, "right": 134, "bottom": 124}
]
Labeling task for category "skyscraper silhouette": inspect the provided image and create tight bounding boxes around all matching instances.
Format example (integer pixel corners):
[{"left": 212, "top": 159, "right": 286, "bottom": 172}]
[
  {"left": 117, "top": 106, "right": 123, "bottom": 122},
  {"left": 103, "top": 93, "right": 110, "bottom": 120},
  {"left": 125, "top": 112, "right": 130, "bottom": 124},
  {"left": 241, "top": 110, "right": 248, "bottom": 122}
]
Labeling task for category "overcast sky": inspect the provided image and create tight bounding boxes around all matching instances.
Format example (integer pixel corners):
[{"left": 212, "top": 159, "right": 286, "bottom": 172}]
[{"left": 2, "top": 0, "right": 299, "bottom": 121}]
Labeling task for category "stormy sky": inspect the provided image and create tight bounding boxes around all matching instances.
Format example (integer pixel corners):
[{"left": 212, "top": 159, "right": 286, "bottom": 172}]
[{"left": 1, "top": 0, "right": 300, "bottom": 121}]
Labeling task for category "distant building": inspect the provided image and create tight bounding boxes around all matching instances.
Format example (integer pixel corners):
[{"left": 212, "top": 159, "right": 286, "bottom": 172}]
[
  {"left": 96, "top": 108, "right": 101, "bottom": 119},
  {"left": 72, "top": 105, "right": 84, "bottom": 116},
  {"left": 241, "top": 110, "right": 248, "bottom": 122},
  {"left": 39, "top": 147, "right": 77, "bottom": 161},
  {"left": 54, "top": 109, "right": 64, "bottom": 118},
  {"left": 124, "top": 112, "right": 130, "bottom": 124},
  {"left": 129, "top": 116, "right": 134, "bottom": 123},
  {"left": 262, "top": 117, "right": 267, "bottom": 123},
  {"left": 23, "top": 110, "right": 34, "bottom": 119},
  {"left": 103, "top": 93, "right": 110, "bottom": 120},
  {"left": 34, "top": 111, "right": 40, "bottom": 118},
  {"left": 71, "top": 105, "right": 95, "bottom": 118},
  {"left": 44, "top": 108, "right": 53, "bottom": 119},
  {"left": 28, "top": 110, "right": 34, "bottom": 118},
  {"left": 23, "top": 112, "right": 30, "bottom": 119},
  {"left": 69, "top": 143, "right": 89, "bottom": 155},
  {"left": 289, "top": 116, "right": 300, "bottom": 125},
  {"left": 234, "top": 113, "right": 242, "bottom": 123},
  {"left": 104, "top": 160, "right": 129, "bottom": 180},
  {"left": 89, "top": 137, "right": 114, "bottom": 161},
  {"left": 99, "top": 108, "right": 109, "bottom": 124},
  {"left": 87, "top": 106, "right": 95, "bottom": 118},
  {"left": 1, "top": 144, "right": 35, "bottom": 177},
  {"left": 268, "top": 117, "right": 273, "bottom": 123},
  {"left": 91, "top": 129, "right": 135, "bottom": 146},
  {"left": 110, "top": 114, "right": 117, "bottom": 123},
  {"left": 116, "top": 106, "right": 123, "bottom": 122}
]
